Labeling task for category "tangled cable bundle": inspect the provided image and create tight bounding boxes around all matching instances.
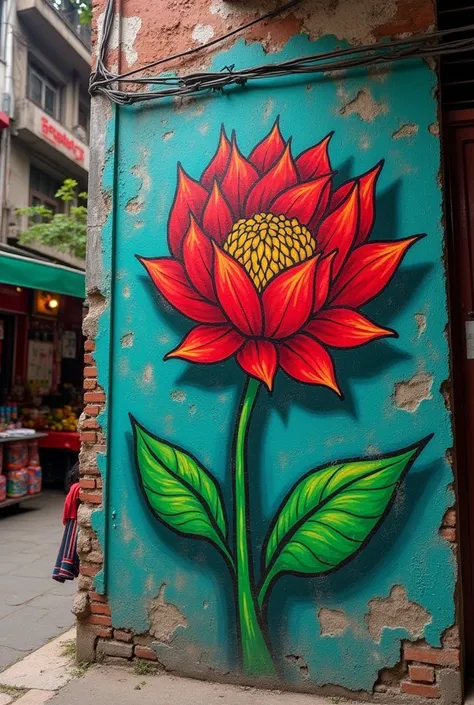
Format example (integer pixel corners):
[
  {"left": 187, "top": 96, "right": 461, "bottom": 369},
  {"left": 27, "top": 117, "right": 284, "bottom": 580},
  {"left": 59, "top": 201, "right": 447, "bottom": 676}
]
[{"left": 89, "top": 0, "right": 474, "bottom": 106}]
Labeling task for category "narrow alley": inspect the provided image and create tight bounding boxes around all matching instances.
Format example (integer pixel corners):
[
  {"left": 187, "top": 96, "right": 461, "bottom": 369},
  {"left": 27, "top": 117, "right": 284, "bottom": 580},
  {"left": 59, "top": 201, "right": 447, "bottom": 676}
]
[{"left": 0, "top": 493, "right": 75, "bottom": 670}]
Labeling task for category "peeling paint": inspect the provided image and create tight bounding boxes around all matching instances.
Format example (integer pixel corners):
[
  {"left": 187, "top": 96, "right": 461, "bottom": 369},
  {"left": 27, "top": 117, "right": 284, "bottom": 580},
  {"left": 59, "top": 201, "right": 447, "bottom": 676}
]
[
  {"left": 163, "top": 131, "right": 174, "bottom": 141},
  {"left": 393, "top": 372, "right": 433, "bottom": 412},
  {"left": 125, "top": 196, "right": 143, "bottom": 214},
  {"left": 142, "top": 363, "right": 154, "bottom": 385},
  {"left": 440, "top": 380, "right": 452, "bottom": 413},
  {"left": 170, "top": 389, "right": 186, "bottom": 403},
  {"left": 415, "top": 313, "right": 427, "bottom": 337},
  {"left": 365, "top": 585, "right": 431, "bottom": 643},
  {"left": 121, "top": 333, "right": 134, "bottom": 348},
  {"left": 96, "top": 12, "right": 142, "bottom": 66},
  {"left": 340, "top": 88, "right": 388, "bottom": 122},
  {"left": 285, "top": 654, "right": 309, "bottom": 678},
  {"left": 319, "top": 607, "right": 350, "bottom": 637},
  {"left": 148, "top": 584, "right": 187, "bottom": 642},
  {"left": 192, "top": 23, "right": 215, "bottom": 44},
  {"left": 392, "top": 123, "right": 419, "bottom": 140},
  {"left": 429, "top": 122, "right": 440, "bottom": 137}
]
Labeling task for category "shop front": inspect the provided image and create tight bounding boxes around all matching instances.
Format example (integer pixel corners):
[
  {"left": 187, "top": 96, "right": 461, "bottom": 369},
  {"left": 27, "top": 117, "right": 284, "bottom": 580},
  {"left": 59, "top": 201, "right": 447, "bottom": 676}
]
[{"left": 0, "top": 248, "right": 85, "bottom": 506}]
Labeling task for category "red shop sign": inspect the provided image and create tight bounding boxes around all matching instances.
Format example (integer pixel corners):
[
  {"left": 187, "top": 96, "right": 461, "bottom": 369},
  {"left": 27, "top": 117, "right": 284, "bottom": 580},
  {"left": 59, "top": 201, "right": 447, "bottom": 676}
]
[{"left": 40, "top": 117, "right": 85, "bottom": 164}]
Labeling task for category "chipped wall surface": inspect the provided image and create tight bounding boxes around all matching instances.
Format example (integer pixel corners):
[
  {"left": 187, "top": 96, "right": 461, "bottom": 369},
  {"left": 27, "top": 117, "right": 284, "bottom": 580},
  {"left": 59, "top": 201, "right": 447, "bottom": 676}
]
[{"left": 85, "top": 0, "right": 459, "bottom": 697}]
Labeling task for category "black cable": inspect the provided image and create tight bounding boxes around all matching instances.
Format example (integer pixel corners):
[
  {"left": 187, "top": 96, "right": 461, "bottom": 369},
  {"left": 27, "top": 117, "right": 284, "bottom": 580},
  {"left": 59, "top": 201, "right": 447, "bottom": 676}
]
[{"left": 90, "top": 0, "right": 474, "bottom": 106}]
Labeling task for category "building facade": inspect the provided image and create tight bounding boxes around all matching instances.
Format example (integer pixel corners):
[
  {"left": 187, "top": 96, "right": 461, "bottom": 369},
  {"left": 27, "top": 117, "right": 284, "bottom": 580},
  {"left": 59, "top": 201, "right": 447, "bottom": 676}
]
[
  {"left": 77, "top": 0, "right": 474, "bottom": 702},
  {"left": 0, "top": 0, "right": 90, "bottom": 268}
]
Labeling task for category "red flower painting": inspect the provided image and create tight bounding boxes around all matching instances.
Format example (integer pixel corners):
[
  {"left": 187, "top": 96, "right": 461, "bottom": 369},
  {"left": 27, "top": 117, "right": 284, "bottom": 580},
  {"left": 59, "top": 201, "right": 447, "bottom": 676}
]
[
  {"left": 138, "top": 120, "right": 419, "bottom": 394},
  {"left": 132, "top": 120, "right": 429, "bottom": 678}
]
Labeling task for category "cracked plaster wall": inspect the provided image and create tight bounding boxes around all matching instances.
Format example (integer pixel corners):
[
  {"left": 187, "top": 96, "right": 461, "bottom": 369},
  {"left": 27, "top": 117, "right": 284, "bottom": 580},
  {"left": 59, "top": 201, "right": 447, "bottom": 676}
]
[{"left": 86, "top": 0, "right": 459, "bottom": 698}]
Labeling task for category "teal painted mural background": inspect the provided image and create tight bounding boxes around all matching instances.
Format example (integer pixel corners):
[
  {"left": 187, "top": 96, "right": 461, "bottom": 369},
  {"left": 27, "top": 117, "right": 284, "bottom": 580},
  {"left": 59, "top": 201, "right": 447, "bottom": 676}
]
[{"left": 94, "top": 35, "right": 454, "bottom": 690}]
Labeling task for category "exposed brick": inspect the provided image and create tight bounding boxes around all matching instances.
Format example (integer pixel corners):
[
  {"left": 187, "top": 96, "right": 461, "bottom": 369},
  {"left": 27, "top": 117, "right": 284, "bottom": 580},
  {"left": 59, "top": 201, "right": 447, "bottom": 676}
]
[
  {"left": 80, "top": 491, "right": 102, "bottom": 505},
  {"left": 404, "top": 646, "right": 459, "bottom": 667},
  {"left": 95, "top": 626, "right": 113, "bottom": 638},
  {"left": 84, "top": 340, "right": 95, "bottom": 352},
  {"left": 80, "top": 431, "right": 97, "bottom": 443},
  {"left": 89, "top": 591, "right": 108, "bottom": 603},
  {"left": 134, "top": 645, "right": 158, "bottom": 661},
  {"left": 84, "top": 405, "right": 100, "bottom": 416},
  {"left": 409, "top": 665, "right": 435, "bottom": 683},
  {"left": 84, "top": 391, "right": 106, "bottom": 403},
  {"left": 84, "top": 353, "right": 94, "bottom": 365},
  {"left": 401, "top": 682, "right": 440, "bottom": 698},
  {"left": 96, "top": 478, "right": 103, "bottom": 489},
  {"left": 440, "top": 528, "right": 456, "bottom": 542},
  {"left": 79, "top": 478, "right": 96, "bottom": 490},
  {"left": 84, "top": 366, "right": 98, "bottom": 378},
  {"left": 80, "top": 563, "right": 99, "bottom": 577},
  {"left": 114, "top": 630, "right": 133, "bottom": 643},
  {"left": 91, "top": 602, "right": 111, "bottom": 616},
  {"left": 97, "top": 639, "right": 133, "bottom": 659},
  {"left": 443, "top": 509, "right": 456, "bottom": 528},
  {"left": 88, "top": 614, "right": 112, "bottom": 627},
  {"left": 83, "top": 418, "right": 99, "bottom": 430},
  {"left": 84, "top": 378, "right": 97, "bottom": 390}
]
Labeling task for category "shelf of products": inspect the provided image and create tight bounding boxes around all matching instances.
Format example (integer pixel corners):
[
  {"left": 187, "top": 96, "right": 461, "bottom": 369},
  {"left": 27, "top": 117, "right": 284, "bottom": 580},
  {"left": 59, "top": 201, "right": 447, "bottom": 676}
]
[{"left": 0, "top": 435, "right": 44, "bottom": 510}]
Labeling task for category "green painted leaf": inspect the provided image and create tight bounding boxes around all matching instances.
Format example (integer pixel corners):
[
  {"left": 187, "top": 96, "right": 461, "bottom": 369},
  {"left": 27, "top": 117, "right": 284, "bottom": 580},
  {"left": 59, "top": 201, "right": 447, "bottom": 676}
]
[
  {"left": 259, "top": 436, "right": 432, "bottom": 605},
  {"left": 131, "top": 416, "right": 233, "bottom": 567}
]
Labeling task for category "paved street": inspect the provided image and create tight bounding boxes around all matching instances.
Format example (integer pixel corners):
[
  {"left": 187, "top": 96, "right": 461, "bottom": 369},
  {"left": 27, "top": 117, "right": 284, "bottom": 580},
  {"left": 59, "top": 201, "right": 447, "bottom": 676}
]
[{"left": 0, "top": 491, "right": 76, "bottom": 670}]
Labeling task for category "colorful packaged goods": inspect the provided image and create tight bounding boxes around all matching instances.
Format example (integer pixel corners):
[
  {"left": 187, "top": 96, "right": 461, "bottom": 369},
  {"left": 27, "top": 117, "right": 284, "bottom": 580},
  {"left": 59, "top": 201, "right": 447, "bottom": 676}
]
[
  {"left": 6, "top": 468, "right": 27, "bottom": 498},
  {"left": 5, "top": 442, "right": 28, "bottom": 470},
  {"left": 27, "top": 466, "right": 42, "bottom": 495},
  {"left": 27, "top": 441, "right": 40, "bottom": 467},
  {"left": 0, "top": 474, "right": 6, "bottom": 502}
]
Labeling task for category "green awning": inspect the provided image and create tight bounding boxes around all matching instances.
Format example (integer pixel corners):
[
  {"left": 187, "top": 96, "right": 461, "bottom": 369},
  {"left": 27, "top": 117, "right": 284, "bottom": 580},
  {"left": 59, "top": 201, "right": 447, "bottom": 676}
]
[{"left": 0, "top": 251, "right": 85, "bottom": 298}]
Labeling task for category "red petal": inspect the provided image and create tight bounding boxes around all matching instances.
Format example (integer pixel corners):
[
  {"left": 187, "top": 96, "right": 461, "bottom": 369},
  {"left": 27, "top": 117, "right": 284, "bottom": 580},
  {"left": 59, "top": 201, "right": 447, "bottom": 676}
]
[
  {"left": 213, "top": 244, "right": 262, "bottom": 335},
  {"left": 313, "top": 251, "right": 336, "bottom": 313},
  {"left": 221, "top": 135, "right": 259, "bottom": 218},
  {"left": 138, "top": 257, "right": 225, "bottom": 324},
  {"left": 237, "top": 340, "right": 277, "bottom": 391},
  {"left": 168, "top": 165, "right": 209, "bottom": 258},
  {"left": 249, "top": 119, "right": 285, "bottom": 173},
  {"left": 318, "top": 183, "right": 359, "bottom": 276},
  {"left": 245, "top": 142, "right": 298, "bottom": 217},
  {"left": 202, "top": 180, "right": 234, "bottom": 245},
  {"left": 279, "top": 334, "right": 341, "bottom": 395},
  {"left": 329, "top": 180, "right": 354, "bottom": 213},
  {"left": 166, "top": 324, "right": 243, "bottom": 363},
  {"left": 182, "top": 216, "right": 215, "bottom": 301},
  {"left": 330, "top": 237, "right": 421, "bottom": 308},
  {"left": 270, "top": 175, "right": 332, "bottom": 226},
  {"left": 355, "top": 161, "right": 383, "bottom": 246},
  {"left": 295, "top": 132, "right": 333, "bottom": 181},
  {"left": 200, "top": 127, "right": 231, "bottom": 190},
  {"left": 263, "top": 256, "right": 318, "bottom": 339},
  {"left": 306, "top": 308, "right": 395, "bottom": 348}
]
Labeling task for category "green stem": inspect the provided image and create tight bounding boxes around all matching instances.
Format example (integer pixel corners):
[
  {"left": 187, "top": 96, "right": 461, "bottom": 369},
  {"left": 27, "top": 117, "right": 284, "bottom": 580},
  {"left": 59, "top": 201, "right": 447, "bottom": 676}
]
[{"left": 233, "top": 377, "right": 275, "bottom": 677}]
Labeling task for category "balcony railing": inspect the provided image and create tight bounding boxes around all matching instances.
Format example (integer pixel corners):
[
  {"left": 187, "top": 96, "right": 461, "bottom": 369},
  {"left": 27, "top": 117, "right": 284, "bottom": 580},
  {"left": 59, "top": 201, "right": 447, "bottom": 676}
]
[{"left": 45, "top": 0, "right": 91, "bottom": 49}]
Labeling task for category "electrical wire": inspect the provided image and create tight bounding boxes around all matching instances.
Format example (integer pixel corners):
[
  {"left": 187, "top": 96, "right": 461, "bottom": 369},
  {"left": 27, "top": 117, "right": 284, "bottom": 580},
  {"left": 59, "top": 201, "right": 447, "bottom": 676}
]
[{"left": 89, "top": 0, "right": 474, "bottom": 106}]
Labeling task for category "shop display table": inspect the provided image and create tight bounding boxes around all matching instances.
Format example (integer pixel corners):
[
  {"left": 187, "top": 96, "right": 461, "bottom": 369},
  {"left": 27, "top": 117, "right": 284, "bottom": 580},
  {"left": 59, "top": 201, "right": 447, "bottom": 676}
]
[{"left": 38, "top": 431, "right": 80, "bottom": 453}]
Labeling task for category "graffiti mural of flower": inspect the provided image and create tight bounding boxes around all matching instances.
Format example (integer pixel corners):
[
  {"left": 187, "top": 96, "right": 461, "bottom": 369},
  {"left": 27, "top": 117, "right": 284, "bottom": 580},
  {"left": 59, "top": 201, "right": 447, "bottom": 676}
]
[
  {"left": 138, "top": 121, "right": 418, "bottom": 394},
  {"left": 131, "top": 120, "right": 432, "bottom": 678}
]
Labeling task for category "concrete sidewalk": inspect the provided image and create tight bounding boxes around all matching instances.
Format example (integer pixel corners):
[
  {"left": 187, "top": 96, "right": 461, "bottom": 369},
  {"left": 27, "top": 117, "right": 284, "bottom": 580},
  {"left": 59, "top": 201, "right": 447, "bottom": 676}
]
[
  {"left": 0, "top": 491, "right": 76, "bottom": 670},
  {"left": 47, "top": 665, "right": 334, "bottom": 705}
]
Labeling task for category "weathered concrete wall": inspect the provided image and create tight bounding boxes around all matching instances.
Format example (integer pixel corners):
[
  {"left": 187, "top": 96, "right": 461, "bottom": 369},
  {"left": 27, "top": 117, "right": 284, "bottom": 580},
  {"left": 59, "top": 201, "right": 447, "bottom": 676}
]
[{"left": 77, "top": 0, "right": 461, "bottom": 700}]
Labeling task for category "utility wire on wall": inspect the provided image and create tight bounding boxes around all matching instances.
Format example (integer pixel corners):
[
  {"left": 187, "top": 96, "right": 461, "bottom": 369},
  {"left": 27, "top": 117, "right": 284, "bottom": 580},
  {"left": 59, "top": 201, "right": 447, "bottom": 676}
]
[{"left": 90, "top": 0, "right": 474, "bottom": 105}]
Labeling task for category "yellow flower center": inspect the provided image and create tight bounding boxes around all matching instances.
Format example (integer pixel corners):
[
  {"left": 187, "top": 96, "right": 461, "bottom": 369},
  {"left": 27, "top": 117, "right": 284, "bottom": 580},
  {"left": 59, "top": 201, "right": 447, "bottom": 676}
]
[{"left": 223, "top": 212, "right": 316, "bottom": 292}]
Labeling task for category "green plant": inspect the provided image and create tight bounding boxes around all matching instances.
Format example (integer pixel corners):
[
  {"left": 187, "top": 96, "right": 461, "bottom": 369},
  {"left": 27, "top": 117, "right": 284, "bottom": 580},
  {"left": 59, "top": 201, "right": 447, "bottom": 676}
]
[
  {"left": 61, "top": 639, "right": 77, "bottom": 659},
  {"left": 16, "top": 178, "right": 87, "bottom": 259},
  {"left": 133, "top": 661, "right": 158, "bottom": 676}
]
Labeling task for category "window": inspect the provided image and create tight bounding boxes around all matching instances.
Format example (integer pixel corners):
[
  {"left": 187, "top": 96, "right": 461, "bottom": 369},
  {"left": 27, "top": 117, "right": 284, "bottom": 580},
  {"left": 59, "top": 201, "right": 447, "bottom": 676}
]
[
  {"left": 76, "top": 100, "right": 89, "bottom": 142},
  {"left": 28, "top": 64, "right": 60, "bottom": 119},
  {"left": 29, "top": 166, "right": 61, "bottom": 216}
]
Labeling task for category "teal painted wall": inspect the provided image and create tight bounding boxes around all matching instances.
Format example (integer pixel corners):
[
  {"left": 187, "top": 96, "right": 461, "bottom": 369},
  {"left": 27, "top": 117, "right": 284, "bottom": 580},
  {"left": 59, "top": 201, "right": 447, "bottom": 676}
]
[{"left": 93, "top": 35, "right": 455, "bottom": 692}]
